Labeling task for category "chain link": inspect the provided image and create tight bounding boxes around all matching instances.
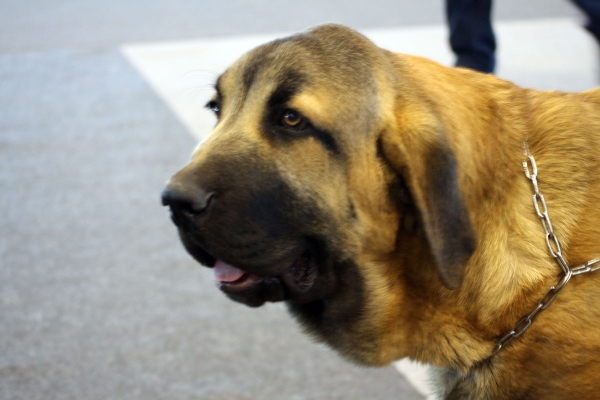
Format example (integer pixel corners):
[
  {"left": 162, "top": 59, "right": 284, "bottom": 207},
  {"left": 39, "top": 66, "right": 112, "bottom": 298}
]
[
  {"left": 490, "top": 143, "right": 600, "bottom": 358},
  {"left": 572, "top": 258, "right": 600, "bottom": 276}
]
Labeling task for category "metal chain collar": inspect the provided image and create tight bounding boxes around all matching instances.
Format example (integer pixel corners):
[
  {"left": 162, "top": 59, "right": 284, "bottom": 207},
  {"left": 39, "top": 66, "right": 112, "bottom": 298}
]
[{"left": 489, "top": 142, "right": 600, "bottom": 358}]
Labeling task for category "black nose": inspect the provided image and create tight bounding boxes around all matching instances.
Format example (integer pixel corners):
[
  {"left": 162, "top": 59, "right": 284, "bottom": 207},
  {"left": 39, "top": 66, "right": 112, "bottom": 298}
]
[{"left": 161, "top": 179, "right": 215, "bottom": 225}]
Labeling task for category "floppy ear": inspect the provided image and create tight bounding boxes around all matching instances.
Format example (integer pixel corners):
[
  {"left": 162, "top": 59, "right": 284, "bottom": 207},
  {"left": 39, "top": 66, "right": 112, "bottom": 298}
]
[{"left": 379, "top": 132, "right": 477, "bottom": 290}]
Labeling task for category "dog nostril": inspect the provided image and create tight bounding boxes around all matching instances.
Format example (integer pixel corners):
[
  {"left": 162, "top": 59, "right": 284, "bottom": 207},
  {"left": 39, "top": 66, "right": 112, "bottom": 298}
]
[
  {"left": 161, "top": 185, "right": 216, "bottom": 222},
  {"left": 178, "top": 202, "right": 196, "bottom": 217},
  {"left": 181, "top": 192, "right": 215, "bottom": 216}
]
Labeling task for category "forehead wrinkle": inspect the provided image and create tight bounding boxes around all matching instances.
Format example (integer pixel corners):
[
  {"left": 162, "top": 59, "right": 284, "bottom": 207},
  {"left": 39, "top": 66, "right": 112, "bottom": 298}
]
[
  {"left": 266, "top": 69, "right": 305, "bottom": 109},
  {"left": 239, "top": 41, "right": 284, "bottom": 97},
  {"left": 241, "top": 59, "right": 261, "bottom": 95}
]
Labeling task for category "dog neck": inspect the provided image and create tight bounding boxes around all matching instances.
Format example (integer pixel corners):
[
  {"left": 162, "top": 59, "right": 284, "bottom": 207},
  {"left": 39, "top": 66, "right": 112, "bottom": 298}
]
[
  {"left": 431, "top": 140, "right": 600, "bottom": 399},
  {"left": 485, "top": 142, "right": 600, "bottom": 359}
]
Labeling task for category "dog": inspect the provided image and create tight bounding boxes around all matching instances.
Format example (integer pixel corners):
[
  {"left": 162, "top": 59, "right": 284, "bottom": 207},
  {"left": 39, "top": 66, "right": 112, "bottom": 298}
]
[{"left": 161, "top": 24, "right": 600, "bottom": 399}]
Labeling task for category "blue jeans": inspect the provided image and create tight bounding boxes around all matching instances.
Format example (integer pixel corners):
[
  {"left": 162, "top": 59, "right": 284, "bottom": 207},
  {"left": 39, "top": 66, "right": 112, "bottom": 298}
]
[
  {"left": 446, "top": 0, "right": 600, "bottom": 73},
  {"left": 574, "top": 0, "right": 600, "bottom": 44},
  {"left": 446, "top": 0, "right": 496, "bottom": 73}
]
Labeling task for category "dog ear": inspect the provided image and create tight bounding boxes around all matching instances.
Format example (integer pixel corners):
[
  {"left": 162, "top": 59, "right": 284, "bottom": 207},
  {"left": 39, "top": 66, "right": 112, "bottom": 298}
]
[{"left": 378, "top": 132, "right": 477, "bottom": 290}]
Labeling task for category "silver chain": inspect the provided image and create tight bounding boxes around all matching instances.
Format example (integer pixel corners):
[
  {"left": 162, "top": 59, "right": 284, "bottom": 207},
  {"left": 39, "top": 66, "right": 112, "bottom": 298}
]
[{"left": 489, "top": 143, "right": 600, "bottom": 357}]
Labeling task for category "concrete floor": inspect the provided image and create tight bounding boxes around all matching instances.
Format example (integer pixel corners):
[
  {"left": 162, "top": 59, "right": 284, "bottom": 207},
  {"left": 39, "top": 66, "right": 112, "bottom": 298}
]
[{"left": 0, "top": 1, "right": 596, "bottom": 399}]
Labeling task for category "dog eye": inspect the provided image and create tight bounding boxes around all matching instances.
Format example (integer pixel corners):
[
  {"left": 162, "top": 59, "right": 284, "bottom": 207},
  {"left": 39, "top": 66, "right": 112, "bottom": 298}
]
[
  {"left": 205, "top": 99, "right": 221, "bottom": 115},
  {"left": 281, "top": 109, "right": 307, "bottom": 130}
]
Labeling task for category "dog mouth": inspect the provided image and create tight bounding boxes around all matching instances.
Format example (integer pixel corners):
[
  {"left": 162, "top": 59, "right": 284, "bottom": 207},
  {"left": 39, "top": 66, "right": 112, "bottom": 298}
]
[{"left": 208, "top": 248, "right": 319, "bottom": 307}]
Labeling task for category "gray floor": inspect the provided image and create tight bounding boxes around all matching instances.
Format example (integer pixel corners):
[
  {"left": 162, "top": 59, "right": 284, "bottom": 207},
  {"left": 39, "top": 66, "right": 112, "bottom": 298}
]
[{"left": 0, "top": 1, "right": 589, "bottom": 399}]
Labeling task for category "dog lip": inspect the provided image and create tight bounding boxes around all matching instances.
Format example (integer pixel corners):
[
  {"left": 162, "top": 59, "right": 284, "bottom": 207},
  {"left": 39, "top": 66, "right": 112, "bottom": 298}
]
[
  {"left": 213, "top": 250, "right": 318, "bottom": 299},
  {"left": 216, "top": 273, "right": 262, "bottom": 292}
]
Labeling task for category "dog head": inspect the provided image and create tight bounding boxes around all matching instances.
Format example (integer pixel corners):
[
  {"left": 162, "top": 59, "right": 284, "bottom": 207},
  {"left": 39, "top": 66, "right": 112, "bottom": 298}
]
[{"left": 162, "top": 24, "right": 477, "bottom": 365}]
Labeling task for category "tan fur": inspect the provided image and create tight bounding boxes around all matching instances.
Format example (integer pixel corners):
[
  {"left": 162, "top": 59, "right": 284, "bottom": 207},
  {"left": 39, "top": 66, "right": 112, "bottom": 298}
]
[
  {"left": 173, "top": 25, "right": 600, "bottom": 399},
  {"left": 369, "top": 54, "right": 600, "bottom": 398}
]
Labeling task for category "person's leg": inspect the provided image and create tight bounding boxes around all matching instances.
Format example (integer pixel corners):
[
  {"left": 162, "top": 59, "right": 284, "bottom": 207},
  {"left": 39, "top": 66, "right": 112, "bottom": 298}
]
[
  {"left": 571, "top": 0, "right": 600, "bottom": 44},
  {"left": 446, "top": 0, "right": 496, "bottom": 73}
]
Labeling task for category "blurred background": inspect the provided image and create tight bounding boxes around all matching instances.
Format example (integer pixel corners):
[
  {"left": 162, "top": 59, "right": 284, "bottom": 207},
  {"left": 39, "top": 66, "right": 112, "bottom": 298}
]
[{"left": 1, "top": 1, "right": 596, "bottom": 399}]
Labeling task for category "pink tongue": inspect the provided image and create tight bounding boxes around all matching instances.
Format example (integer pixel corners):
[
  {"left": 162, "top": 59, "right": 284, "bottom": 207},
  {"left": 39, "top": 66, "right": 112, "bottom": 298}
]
[{"left": 213, "top": 259, "right": 246, "bottom": 283}]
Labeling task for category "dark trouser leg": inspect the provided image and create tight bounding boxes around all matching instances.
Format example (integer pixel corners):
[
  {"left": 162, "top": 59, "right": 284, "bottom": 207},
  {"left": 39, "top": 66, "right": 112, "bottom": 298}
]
[
  {"left": 571, "top": 0, "right": 600, "bottom": 44},
  {"left": 446, "top": 0, "right": 496, "bottom": 73}
]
